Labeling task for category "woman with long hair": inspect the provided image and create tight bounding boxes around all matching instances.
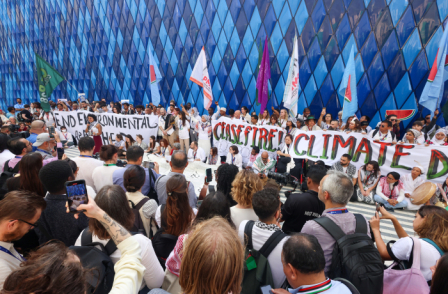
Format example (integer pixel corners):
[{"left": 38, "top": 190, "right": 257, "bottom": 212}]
[
  {"left": 430, "top": 253, "right": 448, "bottom": 294},
  {"left": 159, "top": 138, "right": 169, "bottom": 157},
  {"left": 267, "top": 114, "right": 279, "bottom": 127},
  {"left": 225, "top": 145, "right": 243, "bottom": 169},
  {"left": 356, "top": 161, "right": 381, "bottom": 203},
  {"left": 85, "top": 114, "right": 102, "bottom": 154},
  {"left": 276, "top": 134, "right": 295, "bottom": 173},
  {"left": 207, "top": 147, "right": 219, "bottom": 165},
  {"left": 91, "top": 145, "right": 122, "bottom": 191},
  {"left": 74, "top": 185, "right": 164, "bottom": 290},
  {"left": 374, "top": 171, "right": 407, "bottom": 212},
  {"left": 177, "top": 111, "right": 190, "bottom": 152},
  {"left": 7, "top": 152, "right": 46, "bottom": 197},
  {"left": 272, "top": 109, "right": 288, "bottom": 128},
  {"left": 230, "top": 170, "right": 263, "bottom": 228},
  {"left": 146, "top": 135, "right": 160, "bottom": 154},
  {"left": 258, "top": 109, "right": 270, "bottom": 126},
  {"left": 345, "top": 118, "right": 361, "bottom": 133},
  {"left": 124, "top": 134, "right": 135, "bottom": 151},
  {"left": 371, "top": 205, "right": 448, "bottom": 282},
  {"left": 318, "top": 109, "right": 333, "bottom": 130},
  {"left": 134, "top": 134, "right": 148, "bottom": 150},
  {"left": 436, "top": 176, "right": 448, "bottom": 207},
  {"left": 216, "top": 163, "right": 239, "bottom": 206}
]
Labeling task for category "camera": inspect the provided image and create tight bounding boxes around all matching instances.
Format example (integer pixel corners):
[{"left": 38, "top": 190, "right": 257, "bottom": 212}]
[
  {"left": 267, "top": 171, "right": 289, "bottom": 185},
  {"left": 116, "top": 159, "right": 126, "bottom": 167}
]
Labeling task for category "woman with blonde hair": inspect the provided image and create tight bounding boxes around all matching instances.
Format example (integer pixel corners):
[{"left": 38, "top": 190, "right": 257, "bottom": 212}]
[{"left": 230, "top": 169, "right": 263, "bottom": 228}]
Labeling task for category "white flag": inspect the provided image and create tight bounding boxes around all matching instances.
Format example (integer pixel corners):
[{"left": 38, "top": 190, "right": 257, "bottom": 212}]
[
  {"left": 190, "top": 47, "right": 213, "bottom": 110},
  {"left": 283, "top": 36, "right": 300, "bottom": 117}
]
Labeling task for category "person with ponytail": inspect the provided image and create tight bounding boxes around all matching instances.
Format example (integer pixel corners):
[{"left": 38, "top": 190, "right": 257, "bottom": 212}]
[
  {"left": 374, "top": 172, "right": 407, "bottom": 212},
  {"left": 91, "top": 145, "right": 122, "bottom": 192}
]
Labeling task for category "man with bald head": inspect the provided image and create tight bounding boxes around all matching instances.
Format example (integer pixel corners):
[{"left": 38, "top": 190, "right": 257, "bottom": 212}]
[
  {"left": 27, "top": 120, "right": 47, "bottom": 150},
  {"left": 234, "top": 110, "right": 242, "bottom": 121},
  {"left": 253, "top": 151, "right": 276, "bottom": 178}
]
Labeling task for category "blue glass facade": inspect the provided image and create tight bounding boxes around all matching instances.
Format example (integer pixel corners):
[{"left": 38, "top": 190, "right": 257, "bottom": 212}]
[{"left": 0, "top": 0, "right": 447, "bottom": 128}]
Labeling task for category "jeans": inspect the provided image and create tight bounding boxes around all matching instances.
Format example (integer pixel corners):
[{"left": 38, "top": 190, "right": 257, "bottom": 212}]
[{"left": 373, "top": 195, "right": 408, "bottom": 209}]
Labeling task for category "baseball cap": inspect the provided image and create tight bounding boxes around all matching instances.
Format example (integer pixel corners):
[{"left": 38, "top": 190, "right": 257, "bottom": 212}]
[{"left": 33, "top": 133, "right": 53, "bottom": 147}]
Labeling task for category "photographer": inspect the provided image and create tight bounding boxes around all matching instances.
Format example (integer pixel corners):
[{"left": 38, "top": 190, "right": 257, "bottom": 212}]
[{"left": 253, "top": 151, "right": 276, "bottom": 179}]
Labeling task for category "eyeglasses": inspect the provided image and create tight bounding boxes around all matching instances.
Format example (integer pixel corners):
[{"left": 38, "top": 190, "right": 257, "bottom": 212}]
[
  {"left": 10, "top": 219, "right": 39, "bottom": 228},
  {"left": 390, "top": 119, "right": 397, "bottom": 121}
]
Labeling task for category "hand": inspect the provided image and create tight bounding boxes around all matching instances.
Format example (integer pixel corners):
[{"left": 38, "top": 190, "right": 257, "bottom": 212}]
[
  {"left": 68, "top": 197, "right": 104, "bottom": 219},
  {"left": 321, "top": 109, "right": 326, "bottom": 116},
  {"left": 405, "top": 193, "right": 411, "bottom": 198},
  {"left": 276, "top": 150, "right": 282, "bottom": 155},
  {"left": 271, "top": 289, "right": 290, "bottom": 294},
  {"left": 215, "top": 101, "right": 219, "bottom": 105},
  {"left": 435, "top": 109, "right": 439, "bottom": 116},
  {"left": 387, "top": 199, "right": 395, "bottom": 206},
  {"left": 153, "top": 162, "right": 160, "bottom": 174},
  {"left": 271, "top": 106, "right": 275, "bottom": 110},
  {"left": 53, "top": 132, "right": 61, "bottom": 143},
  {"left": 51, "top": 149, "right": 57, "bottom": 157},
  {"left": 203, "top": 176, "right": 209, "bottom": 185},
  {"left": 425, "top": 144, "right": 430, "bottom": 147},
  {"left": 369, "top": 212, "right": 381, "bottom": 231},
  {"left": 61, "top": 154, "right": 67, "bottom": 160},
  {"left": 378, "top": 206, "right": 396, "bottom": 220},
  {"left": 163, "top": 131, "right": 167, "bottom": 135}
]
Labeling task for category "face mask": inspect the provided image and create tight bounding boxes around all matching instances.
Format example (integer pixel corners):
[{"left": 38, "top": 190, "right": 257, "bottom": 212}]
[{"left": 62, "top": 129, "right": 67, "bottom": 133}]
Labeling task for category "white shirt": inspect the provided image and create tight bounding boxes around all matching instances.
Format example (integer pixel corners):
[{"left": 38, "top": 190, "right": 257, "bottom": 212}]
[
  {"left": 0, "top": 150, "right": 15, "bottom": 172},
  {"left": 39, "top": 111, "right": 56, "bottom": 126},
  {"left": 238, "top": 220, "right": 289, "bottom": 288},
  {"left": 92, "top": 165, "right": 123, "bottom": 192},
  {"left": 289, "top": 279, "right": 351, "bottom": 294},
  {"left": 401, "top": 173, "right": 426, "bottom": 210},
  {"left": 59, "top": 131, "right": 73, "bottom": 143},
  {"left": 258, "top": 118, "right": 268, "bottom": 126},
  {"left": 158, "top": 115, "right": 166, "bottom": 135},
  {"left": 72, "top": 157, "right": 104, "bottom": 192},
  {"left": 0, "top": 240, "right": 23, "bottom": 289},
  {"left": 369, "top": 129, "right": 397, "bottom": 143},
  {"left": 187, "top": 147, "right": 206, "bottom": 162},
  {"left": 177, "top": 120, "right": 190, "bottom": 139},
  {"left": 155, "top": 205, "right": 198, "bottom": 227},
  {"left": 391, "top": 237, "right": 441, "bottom": 281},
  {"left": 230, "top": 207, "right": 258, "bottom": 230},
  {"left": 75, "top": 231, "right": 164, "bottom": 289},
  {"left": 226, "top": 152, "right": 243, "bottom": 169}
]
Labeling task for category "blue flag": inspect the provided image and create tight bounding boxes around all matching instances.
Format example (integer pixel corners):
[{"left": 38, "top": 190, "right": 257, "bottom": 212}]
[
  {"left": 419, "top": 27, "right": 448, "bottom": 119},
  {"left": 338, "top": 45, "right": 358, "bottom": 122},
  {"left": 148, "top": 50, "right": 162, "bottom": 106}
]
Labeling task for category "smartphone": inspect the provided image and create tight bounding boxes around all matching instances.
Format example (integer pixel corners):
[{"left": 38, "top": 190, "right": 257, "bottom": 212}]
[
  {"left": 260, "top": 285, "right": 273, "bottom": 294},
  {"left": 48, "top": 126, "right": 55, "bottom": 138},
  {"left": 376, "top": 203, "right": 384, "bottom": 212},
  {"left": 65, "top": 180, "right": 88, "bottom": 214},
  {"left": 206, "top": 168, "right": 212, "bottom": 183},
  {"left": 148, "top": 162, "right": 155, "bottom": 170},
  {"left": 208, "top": 185, "right": 215, "bottom": 193}
]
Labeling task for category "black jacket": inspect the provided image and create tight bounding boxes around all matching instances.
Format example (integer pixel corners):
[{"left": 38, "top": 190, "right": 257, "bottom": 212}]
[{"left": 281, "top": 190, "right": 325, "bottom": 234}]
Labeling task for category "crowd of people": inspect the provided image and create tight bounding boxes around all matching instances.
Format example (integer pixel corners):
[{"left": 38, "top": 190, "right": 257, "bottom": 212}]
[{"left": 0, "top": 98, "right": 447, "bottom": 294}]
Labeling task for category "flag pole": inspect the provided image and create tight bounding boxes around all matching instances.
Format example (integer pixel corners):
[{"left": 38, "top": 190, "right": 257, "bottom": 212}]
[{"left": 65, "top": 79, "right": 79, "bottom": 94}]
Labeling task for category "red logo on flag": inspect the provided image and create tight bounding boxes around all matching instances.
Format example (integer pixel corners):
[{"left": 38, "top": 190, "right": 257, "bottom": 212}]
[
  {"left": 150, "top": 65, "right": 156, "bottom": 84},
  {"left": 344, "top": 75, "right": 352, "bottom": 103},
  {"left": 427, "top": 49, "right": 439, "bottom": 83}
]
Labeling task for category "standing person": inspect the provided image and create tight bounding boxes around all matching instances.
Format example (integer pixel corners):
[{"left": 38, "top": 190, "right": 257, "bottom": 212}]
[
  {"left": 13, "top": 98, "right": 24, "bottom": 111},
  {"left": 0, "top": 191, "right": 46, "bottom": 288},
  {"left": 0, "top": 134, "right": 14, "bottom": 172},
  {"left": 91, "top": 145, "right": 122, "bottom": 192},
  {"left": 426, "top": 128, "right": 448, "bottom": 146},
  {"left": 226, "top": 145, "right": 242, "bottom": 169},
  {"left": 134, "top": 134, "right": 148, "bottom": 150},
  {"left": 301, "top": 115, "right": 322, "bottom": 131},
  {"left": 187, "top": 141, "right": 206, "bottom": 162},
  {"left": 166, "top": 109, "right": 178, "bottom": 147},
  {"left": 211, "top": 101, "right": 227, "bottom": 120},
  {"left": 285, "top": 118, "right": 298, "bottom": 136},
  {"left": 281, "top": 165, "right": 327, "bottom": 234},
  {"left": 251, "top": 114, "right": 259, "bottom": 125},
  {"left": 154, "top": 151, "right": 197, "bottom": 207},
  {"left": 158, "top": 108, "right": 169, "bottom": 142},
  {"left": 344, "top": 119, "right": 361, "bottom": 133},
  {"left": 400, "top": 129, "right": 421, "bottom": 144},
  {"left": 177, "top": 111, "right": 190, "bottom": 152},
  {"left": 72, "top": 137, "right": 103, "bottom": 192},
  {"left": 85, "top": 114, "right": 103, "bottom": 154},
  {"left": 258, "top": 109, "right": 270, "bottom": 126},
  {"left": 359, "top": 115, "right": 372, "bottom": 132},
  {"left": 121, "top": 102, "right": 134, "bottom": 115},
  {"left": 193, "top": 114, "right": 212, "bottom": 155},
  {"left": 241, "top": 106, "right": 251, "bottom": 123},
  {"left": 273, "top": 108, "right": 289, "bottom": 128},
  {"left": 230, "top": 170, "right": 263, "bottom": 228},
  {"left": 6, "top": 153, "right": 46, "bottom": 197},
  {"left": 356, "top": 161, "right": 381, "bottom": 203},
  {"left": 370, "top": 121, "right": 397, "bottom": 143},
  {"left": 318, "top": 109, "right": 333, "bottom": 130},
  {"left": 329, "top": 154, "right": 357, "bottom": 186},
  {"left": 374, "top": 172, "right": 407, "bottom": 212},
  {"left": 401, "top": 166, "right": 426, "bottom": 210}
]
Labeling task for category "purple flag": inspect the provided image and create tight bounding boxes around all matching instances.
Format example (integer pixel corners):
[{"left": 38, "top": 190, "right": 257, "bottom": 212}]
[{"left": 256, "top": 37, "right": 271, "bottom": 114}]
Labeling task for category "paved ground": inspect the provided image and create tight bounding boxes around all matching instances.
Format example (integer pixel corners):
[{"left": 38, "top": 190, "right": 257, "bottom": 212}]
[{"left": 66, "top": 147, "right": 415, "bottom": 243}]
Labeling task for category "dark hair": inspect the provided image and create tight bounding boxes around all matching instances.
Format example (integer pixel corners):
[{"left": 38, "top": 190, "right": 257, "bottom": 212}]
[
  {"left": 0, "top": 190, "right": 47, "bottom": 222},
  {"left": 282, "top": 234, "right": 326, "bottom": 274},
  {"left": 7, "top": 137, "right": 27, "bottom": 155},
  {"left": 180, "top": 111, "right": 187, "bottom": 126},
  {"left": 126, "top": 145, "right": 144, "bottom": 162},
  {"left": 324, "top": 113, "right": 333, "bottom": 121},
  {"left": 341, "top": 153, "right": 352, "bottom": 161},
  {"left": 315, "top": 160, "right": 325, "bottom": 165},
  {"left": 307, "top": 165, "right": 327, "bottom": 185},
  {"left": 252, "top": 189, "right": 280, "bottom": 222},
  {"left": 193, "top": 191, "right": 235, "bottom": 229},
  {"left": 229, "top": 109, "right": 235, "bottom": 116},
  {"left": 216, "top": 163, "right": 239, "bottom": 205},
  {"left": 251, "top": 114, "right": 258, "bottom": 121},
  {"left": 123, "top": 165, "right": 146, "bottom": 192},
  {"left": 17, "top": 153, "right": 45, "bottom": 197},
  {"left": 387, "top": 172, "right": 401, "bottom": 189},
  {"left": 381, "top": 120, "right": 392, "bottom": 127},
  {"left": 412, "top": 121, "right": 423, "bottom": 127},
  {"left": 171, "top": 151, "right": 188, "bottom": 169},
  {"left": 87, "top": 113, "right": 97, "bottom": 121},
  {"left": 0, "top": 133, "right": 9, "bottom": 153},
  {"left": 149, "top": 136, "right": 156, "bottom": 149},
  {"left": 78, "top": 136, "right": 95, "bottom": 152},
  {"left": 39, "top": 161, "right": 74, "bottom": 194},
  {"left": 430, "top": 254, "right": 448, "bottom": 294},
  {"left": 241, "top": 106, "right": 249, "bottom": 113},
  {"left": 191, "top": 141, "right": 198, "bottom": 148},
  {"left": 125, "top": 134, "right": 135, "bottom": 149},
  {"left": 115, "top": 134, "right": 123, "bottom": 140},
  {"left": 64, "top": 158, "right": 78, "bottom": 176},
  {"left": 7, "top": 106, "right": 14, "bottom": 112},
  {"left": 89, "top": 185, "right": 135, "bottom": 239},
  {"left": 163, "top": 175, "right": 193, "bottom": 236},
  {"left": 386, "top": 114, "right": 397, "bottom": 120},
  {"left": 285, "top": 134, "right": 294, "bottom": 142},
  {"left": 230, "top": 145, "right": 239, "bottom": 154},
  {"left": 252, "top": 146, "right": 260, "bottom": 154},
  {"left": 363, "top": 161, "right": 380, "bottom": 178},
  {"left": 210, "top": 147, "right": 218, "bottom": 157},
  {"left": 100, "top": 145, "right": 118, "bottom": 161}
]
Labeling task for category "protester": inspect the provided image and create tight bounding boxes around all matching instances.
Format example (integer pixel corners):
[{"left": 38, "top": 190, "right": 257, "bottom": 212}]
[
  {"left": 374, "top": 172, "right": 407, "bottom": 212},
  {"left": 226, "top": 145, "right": 242, "bottom": 168},
  {"left": 134, "top": 134, "right": 148, "bottom": 150},
  {"left": 426, "top": 128, "right": 448, "bottom": 146},
  {"left": 371, "top": 205, "right": 448, "bottom": 282},
  {"left": 230, "top": 170, "right": 263, "bottom": 228},
  {"left": 0, "top": 191, "right": 46, "bottom": 288},
  {"left": 207, "top": 146, "right": 219, "bottom": 165},
  {"left": 65, "top": 158, "right": 96, "bottom": 199},
  {"left": 124, "top": 165, "right": 158, "bottom": 237},
  {"left": 6, "top": 152, "right": 46, "bottom": 197},
  {"left": 193, "top": 114, "right": 212, "bottom": 154},
  {"left": 72, "top": 137, "right": 103, "bottom": 191},
  {"left": 281, "top": 165, "right": 327, "bottom": 234},
  {"left": 85, "top": 114, "right": 103, "bottom": 153},
  {"left": 112, "top": 133, "right": 126, "bottom": 157},
  {"left": 155, "top": 151, "right": 197, "bottom": 208},
  {"left": 253, "top": 151, "right": 276, "bottom": 176},
  {"left": 145, "top": 135, "right": 160, "bottom": 154},
  {"left": 113, "top": 146, "right": 159, "bottom": 196},
  {"left": 354, "top": 162, "right": 380, "bottom": 204},
  {"left": 344, "top": 118, "right": 361, "bottom": 133},
  {"left": 258, "top": 109, "right": 270, "bottom": 126},
  {"left": 92, "top": 145, "right": 122, "bottom": 191},
  {"left": 177, "top": 111, "right": 190, "bottom": 151},
  {"left": 301, "top": 171, "right": 371, "bottom": 273},
  {"left": 301, "top": 115, "right": 322, "bottom": 131},
  {"left": 318, "top": 109, "right": 332, "bottom": 130},
  {"left": 187, "top": 141, "right": 206, "bottom": 162},
  {"left": 370, "top": 120, "right": 397, "bottom": 143},
  {"left": 26, "top": 120, "right": 46, "bottom": 147},
  {"left": 422, "top": 110, "right": 440, "bottom": 139},
  {"left": 59, "top": 125, "right": 74, "bottom": 147},
  {"left": 124, "top": 135, "right": 136, "bottom": 154},
  {"left": 251, "top": 114, "right": 259, "bottom": 125},
  {"left": 330, "top": 154, "right": 357, "bottom": 185},
  {"left": 215, "top": 163, "right": 239, "bottom": 206},
  {"left": 74, "top": 185, "right": 164, "bottom": 290},
  {"left": 400, "top": 128, "right": 421, "bottom": 144},
  {"left": 401, "top": 166, "right": 426, "bottom": 210},
  {"left": 271, "top": 234, "right": 353, "bottom": 294},
  {"left": 35, "top": 160, "right": 89, "bottom": 246},
  {"left": 277, "top": 134, "right": 295, "bottom": 173},
  {"left": 158, "top": 138, "right": 169, "bottom": 157}
]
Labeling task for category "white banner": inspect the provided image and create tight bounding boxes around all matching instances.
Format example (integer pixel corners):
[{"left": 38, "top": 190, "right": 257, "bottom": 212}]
[
  {"left": 54, "top": 111, "right": 159, "bottom": 145},
  {"left": 212, "top": 117, "right": 448, "bottom": 183}
]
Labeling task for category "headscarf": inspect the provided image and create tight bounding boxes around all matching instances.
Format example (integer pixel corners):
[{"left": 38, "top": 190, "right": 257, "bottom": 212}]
[
  {"left": 431, "top": 128, "right": 446, "bottom": 145},
  {"left": 413, "top": 165, "right": 425, "bottom": 175},
  {"left": 404, "top": 129, "right": 421, "bottom": 143}
]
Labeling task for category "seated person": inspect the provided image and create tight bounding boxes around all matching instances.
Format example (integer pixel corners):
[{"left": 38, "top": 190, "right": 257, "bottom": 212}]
[
  {"left": 225, "top": 145, "right": 242, "bottom": 169},
  {"left": 425, "top": 129, "right": 448, "bottom": 146},
  {"left": 356, "top": 161, "right": 381, "bottom": 204},
  {"left": 253, "top": 151, "right": 276, "bottom": 177},
  {"left": 187, "top": 141, "right": 206, "bottom": 162},
  {"left": 300, "top": 115, "right": 322, "bottom": 131},
  {"left": 400, "top": 129, "right": 421, "bottom": 144},
  {"left": 401, "top": 166, "right": 426, "bottom": 210},
  {"left": 245, "top": 146, "right": 259, "bottom": 168},
  {"left": 276, "top": 134, "right": 294, "bottom": 173},
  {"left": 374, "top": 172, "right": 407, "bottom": 212}
]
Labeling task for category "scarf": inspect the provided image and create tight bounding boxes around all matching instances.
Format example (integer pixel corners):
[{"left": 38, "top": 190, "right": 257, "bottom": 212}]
[
  {"left": 403, "top": 129, "right": 421, "bottom": 143},
  {"left": 360, "top": 168, "right": 378, "bottom": 188},
  {"left": 379, "top": 177, "right": 404, "bottom": 200},
  {"left": 208, "top": 154, "right": 219, "bottom": 165},
  {"left": 253, "top": 156, "right": 276, "bottom": 173},
  {"left": 430, "top": 129, "right": 446, "bottom": 145}
]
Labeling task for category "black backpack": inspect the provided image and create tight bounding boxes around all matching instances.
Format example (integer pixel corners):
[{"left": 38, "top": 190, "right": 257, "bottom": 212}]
[
  {"left": 151, "top": 204, "right": 178, "bottom": 270},
  {"left": 129, "top": 197, "right": 150, "bottom": 236},
  {"left": 241, "top": 221, "right": 287, "bottom": 294},
  {"left": 147, "top": 170, "right": 160, "bottom": 203},
  {"left": 69, "top": 229, "right": 116, "bottom": 294},
  {"left": 0, "top": 159, "right": 19, "bottom": 199},
  {"left": 314, "top": 214, "right": 383, "bottom": 294}
]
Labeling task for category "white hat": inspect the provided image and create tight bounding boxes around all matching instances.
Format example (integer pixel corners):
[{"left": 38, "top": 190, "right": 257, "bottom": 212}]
[
  {"left": 220, "top": 107, "right": 227, "bottom": 112},
  {"left": 33, "top": 133, "right": 52, "bottom": 147}
]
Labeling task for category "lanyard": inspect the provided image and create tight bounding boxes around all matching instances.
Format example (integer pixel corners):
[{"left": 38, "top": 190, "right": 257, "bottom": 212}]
[
  {"left": 232, "top": 155, "right": 235, "bottom": 164},
  {"left": 104, "top": 164, "right": 116, "bottom": 166},
  {"left": 62, "top": 133, "right": 68, "bottom": 140},
  {"left": 326, "top": 208, "right": 348, "bottom": 215},
  {"left": 0, "top": 246, "right": 25, "bottom": 262},
  {"left": 79, "top": 155, "right": 92, "bottom": 158},
  {"left": 295, "top": 279, "right": 331, "bottom": 293},
  {"left": 194, "top": 151, "right": 197, "bottom": 159},
  {"left": 15, "top": 156, "right": 22, "bottom": 159},
  {"left": 37, "top": 149, "right": 52, "bottom": 155}
]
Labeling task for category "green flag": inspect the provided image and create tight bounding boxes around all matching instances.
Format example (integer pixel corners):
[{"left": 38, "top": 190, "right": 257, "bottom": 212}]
[{"left": 35, "top": 53, "right": 65, "bottom": 112}]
